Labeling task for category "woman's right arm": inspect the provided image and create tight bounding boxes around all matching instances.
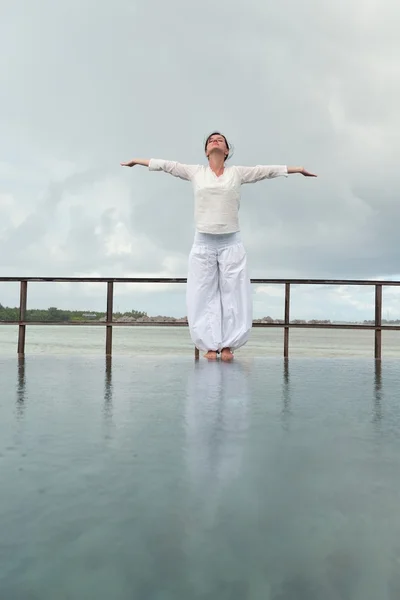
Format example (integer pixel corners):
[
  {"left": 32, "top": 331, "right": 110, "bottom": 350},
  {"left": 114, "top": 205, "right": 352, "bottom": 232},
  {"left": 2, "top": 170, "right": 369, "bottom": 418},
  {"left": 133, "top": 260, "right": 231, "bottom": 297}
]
[
  {"left": 120, "top": 158, "right": 149, "bottom": 167},
  {"left": 120, "top": 158, "right": 199, "bottom": 181}
]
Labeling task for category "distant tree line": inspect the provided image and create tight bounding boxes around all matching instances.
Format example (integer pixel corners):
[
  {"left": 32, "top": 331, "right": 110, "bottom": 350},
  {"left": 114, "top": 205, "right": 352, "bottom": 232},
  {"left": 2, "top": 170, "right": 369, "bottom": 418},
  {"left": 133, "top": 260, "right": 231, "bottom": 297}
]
[
  {"left": 0, "top": 304, "right": 147, "bottom": 322},
  {"left": 363, "top": 319, "right": 400, "bottom": 324}
]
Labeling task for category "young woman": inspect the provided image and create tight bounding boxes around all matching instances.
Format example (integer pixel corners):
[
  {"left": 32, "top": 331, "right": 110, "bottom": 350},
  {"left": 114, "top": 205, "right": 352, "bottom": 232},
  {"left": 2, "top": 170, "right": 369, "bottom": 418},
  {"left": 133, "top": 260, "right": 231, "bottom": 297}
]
[{"left": 121, "top": 132, "right": 316, "bottom": 360}]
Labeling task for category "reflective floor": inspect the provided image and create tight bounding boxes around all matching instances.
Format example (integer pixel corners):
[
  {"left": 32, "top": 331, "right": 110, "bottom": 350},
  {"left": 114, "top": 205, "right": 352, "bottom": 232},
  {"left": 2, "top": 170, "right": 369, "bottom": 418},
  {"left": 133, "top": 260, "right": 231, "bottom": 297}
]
[{"left": 1, "top": 356, "right": 400, "bottom": 599}]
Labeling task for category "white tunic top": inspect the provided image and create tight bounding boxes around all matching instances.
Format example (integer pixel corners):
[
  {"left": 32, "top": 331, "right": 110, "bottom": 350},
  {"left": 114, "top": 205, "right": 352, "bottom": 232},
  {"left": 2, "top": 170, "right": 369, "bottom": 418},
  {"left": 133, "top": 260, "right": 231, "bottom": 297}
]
[{"left": 148, "top": 159, "right": 288, "bottom": 234}]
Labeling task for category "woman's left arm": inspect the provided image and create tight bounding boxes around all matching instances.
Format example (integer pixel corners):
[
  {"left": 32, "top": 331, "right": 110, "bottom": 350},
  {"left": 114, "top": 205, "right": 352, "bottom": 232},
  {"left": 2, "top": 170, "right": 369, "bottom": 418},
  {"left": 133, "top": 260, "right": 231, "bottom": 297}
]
[{"left": 236, "top": 165, "right": 317, "bottom": 184}]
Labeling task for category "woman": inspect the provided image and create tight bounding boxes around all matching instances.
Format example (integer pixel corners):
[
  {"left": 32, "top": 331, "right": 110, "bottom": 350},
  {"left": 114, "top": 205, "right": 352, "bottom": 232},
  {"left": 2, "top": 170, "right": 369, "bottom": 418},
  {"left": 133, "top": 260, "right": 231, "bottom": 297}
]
[{"left": 121, "top": 132, "right": 316, "bottom": 361}]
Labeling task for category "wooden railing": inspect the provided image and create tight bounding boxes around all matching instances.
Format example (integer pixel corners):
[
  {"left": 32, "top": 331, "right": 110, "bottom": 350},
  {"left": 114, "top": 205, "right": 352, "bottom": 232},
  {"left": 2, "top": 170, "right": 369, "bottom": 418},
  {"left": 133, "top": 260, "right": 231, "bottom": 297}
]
[{"left": 1, "top": 277, "right": 399, "bottom": 359}]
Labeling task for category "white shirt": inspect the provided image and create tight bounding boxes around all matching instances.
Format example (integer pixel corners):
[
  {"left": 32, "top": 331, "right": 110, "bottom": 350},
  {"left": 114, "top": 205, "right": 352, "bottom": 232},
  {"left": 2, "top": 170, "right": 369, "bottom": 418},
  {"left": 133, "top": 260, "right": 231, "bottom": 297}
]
[{"left": 148, "top": 159, "right": 288, "bottom": 234}]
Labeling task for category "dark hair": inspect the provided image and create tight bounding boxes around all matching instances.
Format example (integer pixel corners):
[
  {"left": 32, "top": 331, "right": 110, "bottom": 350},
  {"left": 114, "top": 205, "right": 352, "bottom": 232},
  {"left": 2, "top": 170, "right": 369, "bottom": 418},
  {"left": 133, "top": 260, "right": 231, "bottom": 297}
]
[{"left": 204, "top": 131, "right": 230, "bottom": 161}]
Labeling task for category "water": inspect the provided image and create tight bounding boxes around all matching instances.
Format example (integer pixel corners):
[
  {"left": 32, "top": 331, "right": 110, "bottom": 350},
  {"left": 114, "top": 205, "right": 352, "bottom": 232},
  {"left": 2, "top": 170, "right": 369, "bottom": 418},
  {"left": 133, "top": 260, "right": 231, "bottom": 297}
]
[
  {"left": 1, "top": 353, "right": 400, "bottom": 599},
  {"left": 1, "top": 324, "right": 400, "bottom": 357}
]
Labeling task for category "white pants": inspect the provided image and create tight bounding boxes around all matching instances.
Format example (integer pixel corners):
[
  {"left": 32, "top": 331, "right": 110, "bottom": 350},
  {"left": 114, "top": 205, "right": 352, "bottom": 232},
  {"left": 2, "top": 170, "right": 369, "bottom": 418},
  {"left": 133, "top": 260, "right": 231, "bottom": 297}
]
[{"left": 186, "top": 231, "right": 253, "bottom": 352}]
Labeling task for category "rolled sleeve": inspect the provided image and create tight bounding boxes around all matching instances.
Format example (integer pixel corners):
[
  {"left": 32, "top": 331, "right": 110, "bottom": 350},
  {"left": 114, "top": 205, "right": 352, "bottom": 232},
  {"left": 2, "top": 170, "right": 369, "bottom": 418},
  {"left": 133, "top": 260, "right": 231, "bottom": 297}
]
[
  {"left": 148, "top": 159, "right": 199, "bottom": 181},
  {"left": 236, "top": 165, "right": 288, "bottom": 184}
]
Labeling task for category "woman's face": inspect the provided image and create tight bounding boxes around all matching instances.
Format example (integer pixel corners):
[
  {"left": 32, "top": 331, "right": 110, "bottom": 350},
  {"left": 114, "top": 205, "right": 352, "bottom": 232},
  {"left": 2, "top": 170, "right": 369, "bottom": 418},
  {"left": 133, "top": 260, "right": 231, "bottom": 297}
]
[{"left": 206, "top": 134, "right": 229, "bottom": 159}]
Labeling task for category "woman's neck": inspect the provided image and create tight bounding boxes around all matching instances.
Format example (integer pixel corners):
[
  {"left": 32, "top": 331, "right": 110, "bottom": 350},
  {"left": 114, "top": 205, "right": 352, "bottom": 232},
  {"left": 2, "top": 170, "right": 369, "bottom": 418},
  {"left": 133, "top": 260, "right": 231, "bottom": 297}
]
[{"left": 208, "top": 154, "right": 225, "bottom": 176}]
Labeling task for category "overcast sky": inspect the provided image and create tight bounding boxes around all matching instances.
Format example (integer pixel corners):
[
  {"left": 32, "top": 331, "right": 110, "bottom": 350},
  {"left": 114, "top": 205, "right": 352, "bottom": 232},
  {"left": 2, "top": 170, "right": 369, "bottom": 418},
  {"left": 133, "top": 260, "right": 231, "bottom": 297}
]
[{"left": 1, "top": 0, "right": 400, "bottom": 321}]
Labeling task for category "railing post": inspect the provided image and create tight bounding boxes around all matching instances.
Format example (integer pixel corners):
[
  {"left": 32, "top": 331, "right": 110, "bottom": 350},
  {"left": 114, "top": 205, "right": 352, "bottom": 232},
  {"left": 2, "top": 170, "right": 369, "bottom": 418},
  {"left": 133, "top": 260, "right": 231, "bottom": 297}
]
[
  {"left": 17, "top": 280, "right": 28, "bottom": 356},
  {"left": 374, "top": 284, "right": 382, "bottom": 360},
  {"left": 284, "top": 282, "right": 290, "bottom": 358},
  {"left": 106, "top": 281, "right": 114, "bottom": 356}
]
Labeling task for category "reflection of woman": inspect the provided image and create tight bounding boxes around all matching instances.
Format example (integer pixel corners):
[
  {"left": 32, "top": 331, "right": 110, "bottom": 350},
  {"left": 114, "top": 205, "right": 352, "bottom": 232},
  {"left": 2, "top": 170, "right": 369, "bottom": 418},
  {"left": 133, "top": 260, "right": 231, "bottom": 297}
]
[
  {"left": 182, "top": 360, "right": 251, "bottom": 593},
  {"left": 121, "top": 132, "right": 316, "bottom": 361},
  {"left": 184, "top": 360, "right": 250, "bottom": 518}
]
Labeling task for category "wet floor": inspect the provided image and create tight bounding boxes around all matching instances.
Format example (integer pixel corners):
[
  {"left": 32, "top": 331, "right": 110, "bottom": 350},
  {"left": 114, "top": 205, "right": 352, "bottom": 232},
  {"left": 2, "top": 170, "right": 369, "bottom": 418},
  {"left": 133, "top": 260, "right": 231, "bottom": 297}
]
[{"left": 1, "top": 355, "right": 400, "bottom": 599}]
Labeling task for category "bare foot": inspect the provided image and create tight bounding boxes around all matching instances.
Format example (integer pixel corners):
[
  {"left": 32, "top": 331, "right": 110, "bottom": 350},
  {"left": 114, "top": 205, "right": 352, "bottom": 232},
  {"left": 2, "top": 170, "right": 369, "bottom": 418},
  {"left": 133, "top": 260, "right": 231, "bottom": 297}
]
[
  {"left": 204, "top": 351, "right": 218, "bottom": 360},
  {"left": 221, "top": 347, "right": 234, "bottom": 361}
]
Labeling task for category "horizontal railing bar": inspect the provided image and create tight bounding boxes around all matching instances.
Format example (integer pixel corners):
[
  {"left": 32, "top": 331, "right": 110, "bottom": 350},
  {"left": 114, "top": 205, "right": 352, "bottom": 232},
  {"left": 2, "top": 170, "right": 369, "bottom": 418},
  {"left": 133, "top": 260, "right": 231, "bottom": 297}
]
[
  {"left": 251, "top": 279, "right": 400, "bottom": 286},
  {"left": 0, "top": 277, "right": 186, "bottom": 283},
  {"left": 1, "top": 321, "right": 400, "bottom": 330},
  {"left": 0, "top": 321, "right": 187, "bottom": 327},
  {"left": 1, "top": 277, "right": 400, "bottom": 286}
]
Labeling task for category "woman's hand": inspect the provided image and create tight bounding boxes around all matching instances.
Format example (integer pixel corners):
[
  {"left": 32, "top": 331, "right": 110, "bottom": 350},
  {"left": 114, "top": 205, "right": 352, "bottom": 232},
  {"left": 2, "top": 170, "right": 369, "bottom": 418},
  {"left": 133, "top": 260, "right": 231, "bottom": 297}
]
[
  {"left": 120, "top": 160, "right": 138, "bottom": 167},
  {"left": 287, "top": 166, "right": 317, "bottom": 177},
  {"left": 300, "top": 168, "right": 317, "bottom": 177},
  {"left": 120, "top": 158, "right": 150, "bottom": 168}
]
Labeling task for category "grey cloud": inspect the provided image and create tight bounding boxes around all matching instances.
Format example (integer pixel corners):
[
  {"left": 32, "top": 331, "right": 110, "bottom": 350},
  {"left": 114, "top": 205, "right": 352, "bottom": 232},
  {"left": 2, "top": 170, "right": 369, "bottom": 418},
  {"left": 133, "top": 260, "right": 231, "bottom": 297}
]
[{"left": 1, "top": 0, "right": 400, "bottom": 317}]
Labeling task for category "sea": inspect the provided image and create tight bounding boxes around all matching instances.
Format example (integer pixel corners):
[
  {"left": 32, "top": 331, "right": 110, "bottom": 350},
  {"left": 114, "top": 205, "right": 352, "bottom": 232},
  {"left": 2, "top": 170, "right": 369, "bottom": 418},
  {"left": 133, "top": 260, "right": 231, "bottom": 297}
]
[{"left": 0, "top": 324, "right": 400, "bottom": 357}]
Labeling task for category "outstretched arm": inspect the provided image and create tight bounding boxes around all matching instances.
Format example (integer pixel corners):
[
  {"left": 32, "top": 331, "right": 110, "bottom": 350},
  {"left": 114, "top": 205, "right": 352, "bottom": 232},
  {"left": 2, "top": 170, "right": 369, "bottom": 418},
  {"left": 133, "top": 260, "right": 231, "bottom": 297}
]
[
  {"left": 121, "top": 158, "right": 150, "bottom": 167},
  {"left": 120, "top": 158, "right": 199, "bottom": 181},
  {"left": 236, "top": 165, "right": 317, "bottom": 184},
  {"left": 287, "top": 166, "right": 317, "bottom": 176}
]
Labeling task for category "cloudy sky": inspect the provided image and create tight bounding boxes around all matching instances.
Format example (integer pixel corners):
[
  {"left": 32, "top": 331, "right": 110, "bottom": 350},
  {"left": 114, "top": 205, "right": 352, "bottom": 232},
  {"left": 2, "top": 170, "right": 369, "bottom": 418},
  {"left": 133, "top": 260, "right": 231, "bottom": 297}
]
[{"left": 1, "top": 0, "right": 400, "bottom": 321}]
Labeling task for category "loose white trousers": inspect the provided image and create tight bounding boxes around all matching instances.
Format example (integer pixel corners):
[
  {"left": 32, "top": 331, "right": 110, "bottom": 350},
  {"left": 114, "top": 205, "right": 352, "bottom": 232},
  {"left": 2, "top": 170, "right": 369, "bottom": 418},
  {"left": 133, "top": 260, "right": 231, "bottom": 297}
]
[{"left": 186, "top": 232, "right": 253, "bottom": 352}]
